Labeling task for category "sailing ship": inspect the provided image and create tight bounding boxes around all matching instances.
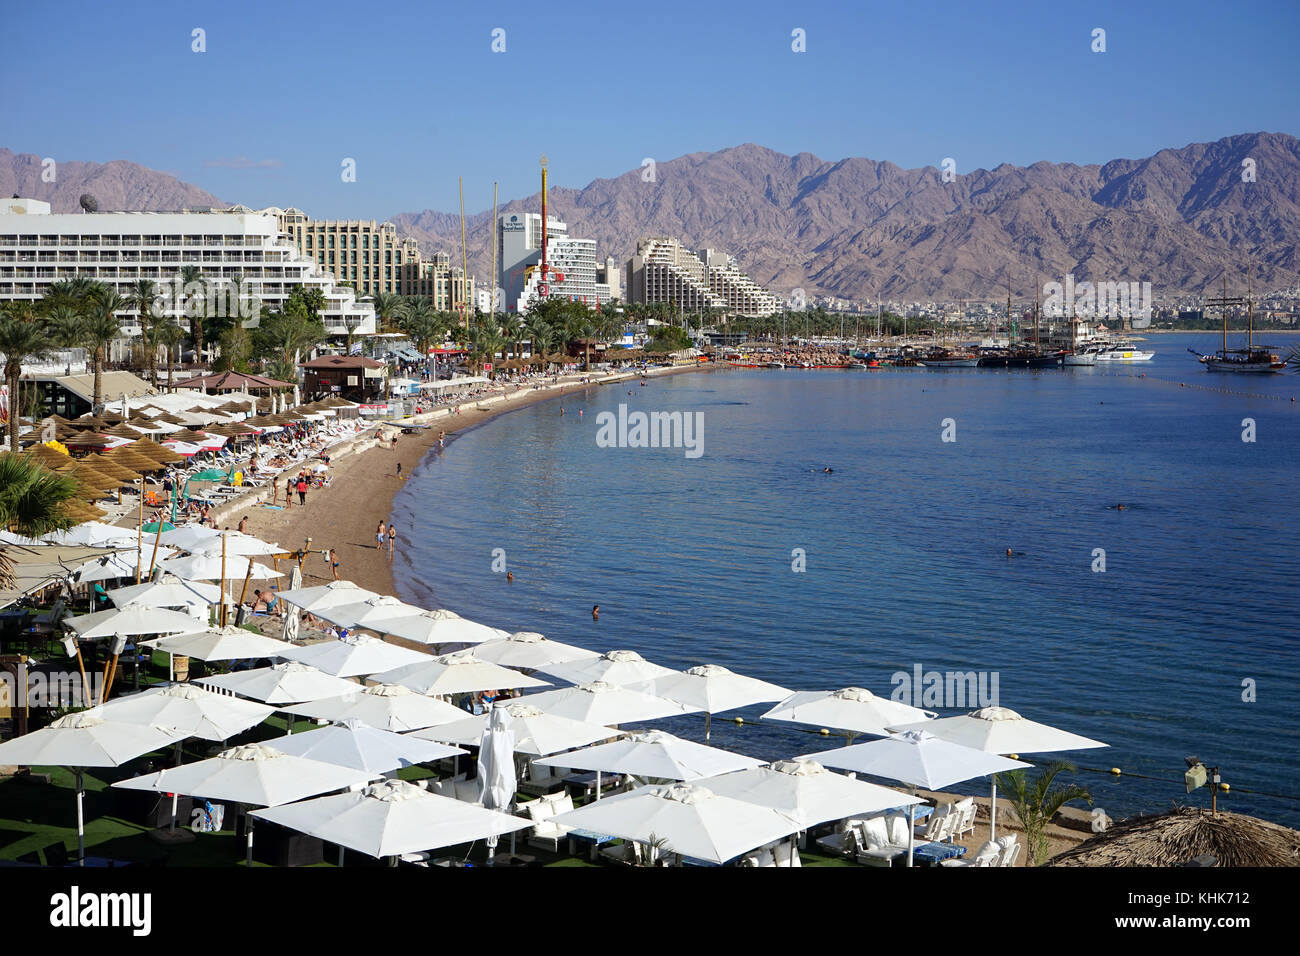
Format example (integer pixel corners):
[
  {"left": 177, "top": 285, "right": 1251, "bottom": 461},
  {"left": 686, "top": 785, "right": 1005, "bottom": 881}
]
[{"left": 1189, "top": 274, "right": 1285, "bottom": 373}]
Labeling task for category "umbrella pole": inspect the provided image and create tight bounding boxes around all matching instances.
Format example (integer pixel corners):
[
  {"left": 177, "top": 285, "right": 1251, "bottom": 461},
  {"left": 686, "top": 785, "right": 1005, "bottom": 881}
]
[
  {"left": 338, "top": 846, "right": 344, "bottom": 867},
  {"left": 219, "top": 532, "right": 228, "bottom": 628},
  {"left": 135, "top": 479, "right": 143, "bottom": 583},
  {"left": 704, "top": 712, "right": 710, "bottom": 741},
  {"left": 147, "top": 508, "right": 166, "bottom": 578},
  {"left": 75, "top": 770, "right": 86, "bottom": 866},
  {"left": 596, "top": 770, "right": 602, "bottom": 801},
  {"left": 907, "top": 804, "right": 915, "bottom": 868},
  {"left": 990, "top": 780, "right": 997, "bottom": 840},
  {"left": 238, "top": 557, "right": 255, "bottom": 615},
  {"left": 72, "top": 643, "right": 90, "bottom": 709},
  {"left": 245, "top": 814, "right": 254, "bottom": 866}
]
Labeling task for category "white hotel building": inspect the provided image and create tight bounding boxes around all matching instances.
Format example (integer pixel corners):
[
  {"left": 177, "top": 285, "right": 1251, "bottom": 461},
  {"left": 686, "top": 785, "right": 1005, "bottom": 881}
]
[
  {"left": 0, "top": 197, "right": 376, "bottom": 355},
  {"left": 498, "top": 212, "right": 612, "bottom": 313}
]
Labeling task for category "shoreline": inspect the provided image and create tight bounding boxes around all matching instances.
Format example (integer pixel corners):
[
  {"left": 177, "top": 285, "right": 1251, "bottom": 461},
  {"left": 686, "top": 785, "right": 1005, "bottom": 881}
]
[{"left": 238, "top": 363, "right": 708, "bottom": 601}]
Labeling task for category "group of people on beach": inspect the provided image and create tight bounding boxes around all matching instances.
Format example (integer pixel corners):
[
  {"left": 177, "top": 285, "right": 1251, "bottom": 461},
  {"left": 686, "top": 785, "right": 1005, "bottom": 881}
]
[{"left": 375, "top": 519, "right": 397, "bottom": 559}]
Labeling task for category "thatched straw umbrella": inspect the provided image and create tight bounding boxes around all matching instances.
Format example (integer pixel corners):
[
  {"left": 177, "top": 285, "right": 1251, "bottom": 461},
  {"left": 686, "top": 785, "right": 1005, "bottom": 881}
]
[
  {"left": 129, "top": 438, "right": 186, "bottom": 464},
  {"left": 1046, "top": 807, "right": 1300, "bottom": 867}
]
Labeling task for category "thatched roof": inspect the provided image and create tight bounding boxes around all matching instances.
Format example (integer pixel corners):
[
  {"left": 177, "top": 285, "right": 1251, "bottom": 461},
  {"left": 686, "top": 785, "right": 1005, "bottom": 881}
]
[{"left": 1046, "top": 807, "right": 1300, "bottom": 867}]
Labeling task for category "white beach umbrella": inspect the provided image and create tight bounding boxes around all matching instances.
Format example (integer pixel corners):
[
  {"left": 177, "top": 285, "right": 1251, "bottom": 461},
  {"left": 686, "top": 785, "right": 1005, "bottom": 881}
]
[
  {"left": 702, "top": 759, "right": 923, "bottom": 831},
  {"left": 69, "top": 548, "right": 178, "bottom": 583},
  {"left": 157, "top": 525, "right": 223, "bottom": 551},
  {"left": 283, "top": 683, "right": 468, "bottom": 732},
  {"left": 24, "top": 522, "right": 138, "bottom": 547},
  {"left": 190, "top": 533, "right": 284, "bottom": 558},
  {"left": 0, "top": 709, "right": 186, "bottom": 864},
  {"left": 762, "top": 687, "right": 934, "bottom": 740},
  {"left": 375, "top": 650, "right": 550, "bottom": 697},
  {"left": 252, "top": 779, "right": 531, "bottom": 861},
  {"left": 268, "top": 718, "right": 465, "bottom": 774},
  {"left": 282, "top": 566, "right": 303, "bottom": 645},
  {"left": 478, "top": 703, "right": 518, "bottom": 861},
  {"left": 113, "top": 743, "right": 376, "bottom": 864},
  {"left": 105, "top": 575, "right": 228, "bottom": 609},
  {"left": 470, "top": 631, "right": 599, "bottom": 670},
  {"left": 363, "top": 608, "right": 504, "bottom": 646},
  {"left": 551, "top": 782, "right": 803, "bottom": 865},
  {"left": 314, "top": 595, "right": 427, "bottom": 630},
  {"left": 534, "top": 730, "right": 763, "bottom": 783},
  {"left": 197, "top": 660, "right": 359, "bottom": 705},
  {"left": 279, "top": 634, "right": 428, "bottom": 678},
  {"left": 157, "top": 553, "right": 282, "bottom": 581},
  {"left": 801, "top": 730, "right": 1032, "bottom": 864},
  {"left": 540, "top": 649, "right": 677, "bottom": 686},
  {"left": 631, "top": 664, "right": 791, "bottom": 739},
  {"left": 144, "top": 626, "right": 294, "bottom": 662},
  {"left": 888, "top": 706, "right": 1108, "bottom": 838},
  {"left": 276, "top": 580, "right": 379, "bottom": 613},
  {"left": 100, "top": 684, "right": 274, "bottom": 741},
  {"left": 520, "top": 681, "right": 699, "bottom": 726},
  {"left": 411, "top": 703, "right": 622, "bottom": 757},
  {"left": 63, "top": 602, "right": 208, "bottom": 639}
]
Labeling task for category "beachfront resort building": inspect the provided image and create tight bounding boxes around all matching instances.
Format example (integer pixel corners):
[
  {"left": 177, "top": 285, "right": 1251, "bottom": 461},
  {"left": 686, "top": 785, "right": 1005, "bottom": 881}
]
[
  {"left": 627, "top": 237, "right": 777, "bottom": 320},
  {"left": 0, "top": 197, "right": 377, "bottom": 357},
  {"left": 261, "top": 207, "right": 474, "bottom": 312},
  {"left": 497, "top": 212, "right": 612, "bottom": 313}
]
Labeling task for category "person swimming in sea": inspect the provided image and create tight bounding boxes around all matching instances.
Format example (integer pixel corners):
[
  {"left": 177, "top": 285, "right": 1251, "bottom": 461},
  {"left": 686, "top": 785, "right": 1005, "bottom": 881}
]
[{"left": 592, "top": 605, "right": 600, "bottom": 620}]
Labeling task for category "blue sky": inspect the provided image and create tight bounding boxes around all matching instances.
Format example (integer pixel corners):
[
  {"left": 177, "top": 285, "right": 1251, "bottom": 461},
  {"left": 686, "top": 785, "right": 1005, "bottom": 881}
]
[{"left": 4, "top": 0, "right": 1297, "bottom": 219}]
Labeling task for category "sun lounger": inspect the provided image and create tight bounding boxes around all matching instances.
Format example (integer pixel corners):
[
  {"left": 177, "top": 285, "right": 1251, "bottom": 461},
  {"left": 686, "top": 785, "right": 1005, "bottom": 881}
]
[
  {"left": 949, "top": 797, "right": 977, "bottom": 838},
  {"left": 996, "top": 834, "right": 1021, "bottom": 866},
  {"left": 520, "top": 793, "right": 575, "bottom": 853},
  {"left": 854, "top": 814, "right": 913, "bottom": 867},
  {"left": 940, "top": 840, "right": 1001, "bottom": 867}
]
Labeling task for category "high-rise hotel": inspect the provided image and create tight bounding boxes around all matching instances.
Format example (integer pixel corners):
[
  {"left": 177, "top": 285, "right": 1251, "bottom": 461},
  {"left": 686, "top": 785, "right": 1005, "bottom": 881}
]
[
  {"left": 0, "top": 197, "right": 376, "bottom": 344},
  {"left": 627, "top": 237, "right": 777, "bottom": 319},
  {"left": 497, "top": 212, "right": 615, "bottom": 313}
]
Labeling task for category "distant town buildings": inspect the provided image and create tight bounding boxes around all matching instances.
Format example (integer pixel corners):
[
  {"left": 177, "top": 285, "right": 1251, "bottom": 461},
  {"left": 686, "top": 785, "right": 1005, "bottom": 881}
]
[
  {"left": 627, "top": 237, "right": 777, "bottom": 319},
  {"left": 258, "top": 207, "right": 473, "bottom": 311}
]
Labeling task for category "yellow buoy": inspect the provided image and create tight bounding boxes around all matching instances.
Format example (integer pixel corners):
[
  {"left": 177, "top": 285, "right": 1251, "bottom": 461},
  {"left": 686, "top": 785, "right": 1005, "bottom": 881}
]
[
  {"left": 732, "top": 717, "right": 743, "bottom": 725},
  {"left": 1110, "top": 767, "right": 1121, "bottom": 775},
  {"left": 1221, "top": 782, "right": 1230, "bottom": 792},
  {"left": 819, "top": 728, "right": 829, "bottom": 736}
]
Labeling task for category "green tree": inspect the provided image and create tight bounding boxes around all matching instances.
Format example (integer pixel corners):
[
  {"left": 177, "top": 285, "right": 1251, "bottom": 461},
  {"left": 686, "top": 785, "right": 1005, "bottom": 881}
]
[
  {"left": 0, "top": 303, "right": 53, "bottom": 451},
  {"left": 371, "top": 291, "right": 404, "bottom": 334},
  {"left": 84, "top": 283, "right": 129, "bottom": 411},
  {"left": 254, "top": 307, "right": 327, "bottom": 386},
  {"left": 125, "top": 279, "right": 160, "bottom": 385},
  {"left": 179, "top": 265, "right": 207, "bottom": 363},
  {"left": 0, "top": 454, "right": 78, "bottom": 587},
  {"left": 994, "top": 762, "right": 1092, "bottom": 866}
]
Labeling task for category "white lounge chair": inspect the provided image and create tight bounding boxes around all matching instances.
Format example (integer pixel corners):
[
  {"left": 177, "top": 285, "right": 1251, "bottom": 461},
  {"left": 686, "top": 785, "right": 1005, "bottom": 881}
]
[
  {"left": 949, "top": 798, "right": 976, "bottom": 838},
  {"left": 940, "top": 840, "right": 1001, "bottom": 868},
  {"left": 854, "top": 815, "right": 911, "bottom": 867},
  {"left": 997, "top": 834, "right": 1021, "bottom": 867},
  {"left": 522, "top": 793, "right": 574, "bottom": 853},
  {"left": 772, "top": 840, "right": 802, "bottom": 867},
  {"left": 915, "top": 804, "right": 952, "bottom": 842}
]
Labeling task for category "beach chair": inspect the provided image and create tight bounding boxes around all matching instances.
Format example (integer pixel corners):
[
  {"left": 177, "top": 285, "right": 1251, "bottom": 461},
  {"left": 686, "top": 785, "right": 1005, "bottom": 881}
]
[
  {"left": 814, "top": 821, "right": 866, "bottom": 857},
  {"left": 854, "top": 815, "right": 909, "bottom": 867},
  {"left": 522, "top": 793, "right": 574, "bottom": 853},
  {"left": 949, "top": 798, "right": 976, "bottom": 838},
  {"left": 940, "top": 840, "right": 1001, "bottom": 868},
  {"left": 996, "top": 834, "right": 1021, "bottom": 867},
  {"left": 914, "top": 804, "right": 951, "bottom": 842}
]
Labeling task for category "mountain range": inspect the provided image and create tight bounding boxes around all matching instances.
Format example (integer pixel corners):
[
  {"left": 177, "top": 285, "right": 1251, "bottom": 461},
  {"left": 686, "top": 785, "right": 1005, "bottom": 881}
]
[{"left": 5, "top": 133, "right": 1299, "bottom": 300}]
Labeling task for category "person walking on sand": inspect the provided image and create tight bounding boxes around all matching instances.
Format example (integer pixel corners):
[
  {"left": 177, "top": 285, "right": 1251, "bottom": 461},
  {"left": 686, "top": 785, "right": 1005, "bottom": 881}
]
[
  {"left": 386, "top": 523, "right": 396, "bottom": 559},
  {"left": 329, "top": 548, "right": 340, "bottom": 581},
  {"left": 285, "top": 477, "right": 294, "bottom": 509},
  {"left": 376, "top": 520, "right": 386, "bottom": 550},
  {"left": 296, "top": 474, "right": 308, "bottom": 507},
  {"left": 396, "top": 461, "right": 403, "bottom": 479}
]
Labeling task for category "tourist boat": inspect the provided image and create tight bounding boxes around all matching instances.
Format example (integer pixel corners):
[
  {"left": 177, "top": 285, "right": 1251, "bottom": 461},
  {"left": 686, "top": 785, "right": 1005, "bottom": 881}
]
[
  {"left": 1093, "top": 344, "right": 1154, "bottom": 362},
  {"left": 1061, "top": 349, "right": 1096, "bottom": 366},
  {"left": 848, "top": 362, "right": 869, "bottom": 369},
  {"left": 765, "top": 361, "right": 785, "bottom": 369},
  {"left": 917, "top": 348, "right": 979, "bottom": 368}
]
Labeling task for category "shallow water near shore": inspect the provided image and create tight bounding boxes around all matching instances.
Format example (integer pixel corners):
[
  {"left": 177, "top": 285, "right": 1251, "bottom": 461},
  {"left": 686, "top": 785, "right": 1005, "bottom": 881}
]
[{"left": 393, "top": 333, "right": 1300, "bottom": 827}]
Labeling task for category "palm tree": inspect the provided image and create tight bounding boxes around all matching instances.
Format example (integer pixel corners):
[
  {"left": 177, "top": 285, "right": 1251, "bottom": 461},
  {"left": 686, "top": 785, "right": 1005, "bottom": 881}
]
[
  {"left": 84, "top": 284, "right": 129, "bottom": 411},
  {"left": 254, "top": 309, "right": 327, "bottom": 387},
  {"left": 125, "top": 279, "right": 159, "bottom": 384},
  {"left": 499, "top": 314, "right": 525, "bottom": 360},
  {"left": 371, "top": 291, "right": 403, "bottom": 334},
  {"left": 179, "top": 265, "right": 207, "bottom": 364},
  {"left": 43, "top": 303, "right": 86, "bottom": 351},
  {"left": 0, "top": 454, "right": 78, "bottom": 587},
  {"left": 399, "top": 298, "right": 441, "bottom": 355},
  {"left": 152, "top": 321, "right": 184, "bottom": 389},
  {"left": 994, "top": 762, "right": 1092, "bottom": 866},
  {"left": 0, "top": 303, "right": 53, "bottom": 451},
  {"left": 343, "top": 315, "right": 363, "bottom": 355}
]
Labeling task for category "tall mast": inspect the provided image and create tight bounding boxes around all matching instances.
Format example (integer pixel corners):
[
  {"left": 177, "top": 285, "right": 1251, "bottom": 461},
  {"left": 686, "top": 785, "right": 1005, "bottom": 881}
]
[
  {"left": 1247, "top": 266, "right": 1254, "bottom": 350},
  {"left": 490, "top": 181, "right": 498, "bottom": 317},
  {"left": 459, "top": 177, "right": 469, "bottom": 330},
  {"left": 540, "top": 155, "right": 549, "bottom": 301},
  {"left": 1222, "top": 275, "right": 1228, "bottom": 352},
  {"left": 1033, "top": 279, "right": 1040, "bottom": 350}
]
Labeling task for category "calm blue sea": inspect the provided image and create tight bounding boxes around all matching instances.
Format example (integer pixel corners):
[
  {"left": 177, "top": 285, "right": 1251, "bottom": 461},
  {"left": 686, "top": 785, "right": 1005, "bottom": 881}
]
[{"left": 392, "top": 332, "right": 1300, "bottom": 826}]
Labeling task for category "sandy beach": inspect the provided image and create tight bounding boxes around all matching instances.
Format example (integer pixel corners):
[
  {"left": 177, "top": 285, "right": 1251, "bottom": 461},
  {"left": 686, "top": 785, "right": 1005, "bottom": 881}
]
[{"left": 233, "top": 364, "right": 707, "bottom": 600}]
